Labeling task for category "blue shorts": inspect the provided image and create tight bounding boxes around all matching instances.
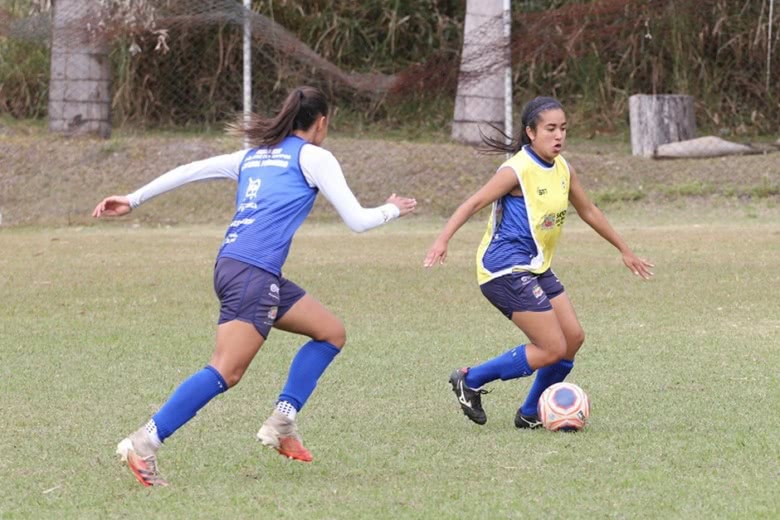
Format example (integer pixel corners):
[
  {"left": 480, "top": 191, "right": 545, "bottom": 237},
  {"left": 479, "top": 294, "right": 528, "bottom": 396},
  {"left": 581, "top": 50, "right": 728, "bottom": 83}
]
[
  {"left": 479, "top": 269, "right": 565, "bottom": 318},
  {"left": 213, "top": 257, "right": 306, "bottom": 338}
]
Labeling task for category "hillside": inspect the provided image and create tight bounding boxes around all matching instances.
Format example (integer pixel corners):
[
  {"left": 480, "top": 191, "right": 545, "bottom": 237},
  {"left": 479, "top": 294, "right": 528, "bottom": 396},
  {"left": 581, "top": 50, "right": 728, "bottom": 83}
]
[{"left": 1, "top": 127, "right": 778, "bottom": 228}]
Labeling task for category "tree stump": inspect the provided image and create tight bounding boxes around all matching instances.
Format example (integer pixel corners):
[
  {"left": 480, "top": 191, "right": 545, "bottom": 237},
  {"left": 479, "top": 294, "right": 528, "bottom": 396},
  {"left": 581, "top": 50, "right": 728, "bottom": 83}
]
[{"left": 629, "top": 94, "right": 696, "bottom": 157}]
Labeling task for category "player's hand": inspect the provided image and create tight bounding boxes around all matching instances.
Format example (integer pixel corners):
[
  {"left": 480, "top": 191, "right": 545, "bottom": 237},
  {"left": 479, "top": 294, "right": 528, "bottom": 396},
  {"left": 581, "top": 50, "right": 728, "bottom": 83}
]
[
  {"left": 622, "top": 251, "right": 654, "bottom": 280},
  {"left": 386, "top": 193, "right": 417, "bottom": 217},
  {"left": 424, "top": 238, "right": 448, "bottom": 268},
  {"left": 92, "top": 195, "right": 132, "bottom": 218}
]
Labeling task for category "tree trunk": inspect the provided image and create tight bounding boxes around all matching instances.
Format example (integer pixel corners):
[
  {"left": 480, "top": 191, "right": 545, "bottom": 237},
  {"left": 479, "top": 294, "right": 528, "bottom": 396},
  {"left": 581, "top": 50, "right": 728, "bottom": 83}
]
[
  {"left": 629, "top": 94, "right": 696, "bottom": 157},
  {"left": 451, "top": 0, "right": 506, "bottom": 145},
  {"left": 48, "top": 0, "right": 111, "bottom": 138}
]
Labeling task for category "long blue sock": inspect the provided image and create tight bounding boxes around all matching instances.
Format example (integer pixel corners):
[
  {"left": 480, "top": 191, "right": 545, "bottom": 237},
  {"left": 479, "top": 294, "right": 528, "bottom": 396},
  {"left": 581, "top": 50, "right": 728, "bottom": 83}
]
[
  {"left": 152, "top": 365, "right": 227, "bottom": 442},
  {"left": 278, "top": 341, "right": 340, "bottom": 411},
  {"left": 520, "top": 359, "right": 574, "bottom": 416},
  {"left": 464, "top": 344, "right": 534, "bottom": 389}
]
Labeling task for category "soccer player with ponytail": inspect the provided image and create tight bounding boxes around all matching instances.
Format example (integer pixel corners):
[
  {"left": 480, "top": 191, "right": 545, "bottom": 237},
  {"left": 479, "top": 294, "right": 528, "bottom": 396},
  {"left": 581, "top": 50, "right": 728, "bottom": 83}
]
[
  {"left": 424, "top": 96, "right": 652, "bottom": 429},
  {"left": 93, "top": 86, "right": 416, "bottom": 486}
]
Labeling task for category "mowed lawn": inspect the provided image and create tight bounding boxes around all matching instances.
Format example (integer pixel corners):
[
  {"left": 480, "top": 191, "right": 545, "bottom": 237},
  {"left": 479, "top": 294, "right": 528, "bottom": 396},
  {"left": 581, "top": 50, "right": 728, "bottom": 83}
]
[{"left": 1, "top": 211, "right": 778, "bottom": 519}]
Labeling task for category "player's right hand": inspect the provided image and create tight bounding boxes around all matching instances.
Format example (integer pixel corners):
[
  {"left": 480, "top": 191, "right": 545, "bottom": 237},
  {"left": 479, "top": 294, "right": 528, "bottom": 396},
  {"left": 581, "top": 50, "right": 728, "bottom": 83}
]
[
  {"left": 92, "top": 195, "right": 132, "bottom": 218},
  {"left": 423, "top": 238, "right": 448, "bottom": 268}
]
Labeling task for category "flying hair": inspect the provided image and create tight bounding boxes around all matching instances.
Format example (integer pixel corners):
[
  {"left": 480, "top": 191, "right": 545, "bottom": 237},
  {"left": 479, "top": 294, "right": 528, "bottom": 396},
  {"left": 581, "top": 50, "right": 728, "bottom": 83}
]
[
  {"left": 229, "top": 86, "right": 329, "bottom": 148},
  {"left": 479, "top": 96, "right": 564, "bottom": 155}
]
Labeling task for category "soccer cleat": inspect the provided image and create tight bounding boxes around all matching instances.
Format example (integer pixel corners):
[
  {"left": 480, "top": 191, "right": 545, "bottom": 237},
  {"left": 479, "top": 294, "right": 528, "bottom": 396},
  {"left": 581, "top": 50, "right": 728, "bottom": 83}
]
[
  {"left": 257, "top": 410, "right": 313, "bottom": 462},
  {"left": 449, "top": 368, "right": 489, "bottom": 425},
  {"left": 116, "top": 429, "right": 168, "bottom": 487},
  {"left": 514, "top": 410, "right": 543, "bottom": 430}
]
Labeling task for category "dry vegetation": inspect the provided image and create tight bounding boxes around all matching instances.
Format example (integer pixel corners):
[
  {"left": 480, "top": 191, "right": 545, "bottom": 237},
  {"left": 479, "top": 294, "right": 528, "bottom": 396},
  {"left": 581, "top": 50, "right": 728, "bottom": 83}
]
[
  {"left": 2, "top": 1, "right": 778, "bottom": 133},
  {"left": 1, "top": 125, "right": 777, "bottom": 228}
]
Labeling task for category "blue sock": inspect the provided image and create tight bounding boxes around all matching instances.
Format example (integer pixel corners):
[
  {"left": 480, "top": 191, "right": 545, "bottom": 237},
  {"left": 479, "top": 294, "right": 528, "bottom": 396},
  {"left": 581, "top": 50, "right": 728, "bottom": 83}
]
[
  {"left": 278, "top": 341, "right": 340, "bottom": 411},
  {"left": 152, "top": 365, "right": 227, "bottom": 442},
  {"left": 520, "top": 359, "right": 574, "bottom": 417},
  {"left": 464, "top": 344, "right": 534, "bottom": 389}
]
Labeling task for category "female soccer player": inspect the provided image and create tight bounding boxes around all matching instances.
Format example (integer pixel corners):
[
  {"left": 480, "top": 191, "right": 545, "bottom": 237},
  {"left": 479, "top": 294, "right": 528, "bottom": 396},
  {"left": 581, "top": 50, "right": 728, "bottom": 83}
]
[
  {"left": 423, "top": 96, "right": 652, "bottom": 429},
  {"left": 93, "top": 86, "right": 416, "bottom": 486}
]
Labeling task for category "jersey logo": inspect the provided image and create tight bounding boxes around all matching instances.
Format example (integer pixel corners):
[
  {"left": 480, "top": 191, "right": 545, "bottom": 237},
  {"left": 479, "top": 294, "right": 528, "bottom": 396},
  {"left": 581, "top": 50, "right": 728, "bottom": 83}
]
[
  {"left": 542, "top": 214, "right": 556, "bottom": 229},
  {"left": 537, "top": 187, "right": 547, "bottom": 196},
  {"left": 541, "top": 210, "right": 567, "bottom": 230},
  {"left": 244, "top": 177, "right": 261, "bottom": 200}
]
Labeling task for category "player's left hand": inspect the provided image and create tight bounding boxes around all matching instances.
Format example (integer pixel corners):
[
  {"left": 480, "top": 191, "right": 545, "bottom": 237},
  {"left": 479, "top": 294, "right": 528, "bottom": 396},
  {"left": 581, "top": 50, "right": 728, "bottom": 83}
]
[
  {"left": 386, "top": 193, "right": 417, "bottom": 217},
  {"left": 623, "top": 252, "right": 654, "bottom": 280}
]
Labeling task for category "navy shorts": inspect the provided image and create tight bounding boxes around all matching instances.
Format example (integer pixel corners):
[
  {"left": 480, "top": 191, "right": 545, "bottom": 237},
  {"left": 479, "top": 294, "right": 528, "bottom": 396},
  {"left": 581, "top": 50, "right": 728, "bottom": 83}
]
[
  {"left": 480, "top": 269, "right": 565, "bottom": 318},
  {"left": 213, "top": 257, "right": 306, "bottom": 338}
]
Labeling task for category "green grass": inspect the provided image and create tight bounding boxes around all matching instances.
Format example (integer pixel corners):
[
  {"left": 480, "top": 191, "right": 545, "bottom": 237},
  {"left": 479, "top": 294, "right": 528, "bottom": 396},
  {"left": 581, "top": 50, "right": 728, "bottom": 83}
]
[{"left": 1, "top": 212, "right": 779, "bottom": 518}]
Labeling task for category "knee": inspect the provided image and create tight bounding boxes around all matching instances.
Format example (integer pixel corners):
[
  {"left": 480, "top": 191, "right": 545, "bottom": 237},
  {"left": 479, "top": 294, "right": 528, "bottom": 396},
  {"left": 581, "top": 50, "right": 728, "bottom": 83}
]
[
  {"left": 537, "top": 337, "right": 567, "bottom": 365},
  {"left": 326, "top": 326, "right": 347, "bottom": 349},
  {"left": 569, "top": 328, "right": 585, "bottom": 351},
  {"left": 315, "top": 320, "right": 346, "bottom": 349},
  {"left": 221, "top": 367, "right": 246, "bottom": 388},
  {"left": 209, "top": 362, "right": 246, "bottom": 388}
]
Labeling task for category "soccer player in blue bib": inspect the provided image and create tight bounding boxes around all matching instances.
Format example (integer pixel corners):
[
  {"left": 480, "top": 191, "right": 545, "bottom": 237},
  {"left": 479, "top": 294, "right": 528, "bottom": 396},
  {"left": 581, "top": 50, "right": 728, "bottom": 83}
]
[
  {"left": 93, "top": 86, "right": 416, "bottom": 486},
  {"left": 424, "top": 97, "right": 653, "bottom": 429}
]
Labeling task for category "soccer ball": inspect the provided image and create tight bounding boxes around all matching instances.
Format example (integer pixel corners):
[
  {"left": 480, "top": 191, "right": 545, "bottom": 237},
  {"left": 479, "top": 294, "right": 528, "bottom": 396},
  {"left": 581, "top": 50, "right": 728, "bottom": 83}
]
[{"left": 538, "top": 382, "right": 590, "bottom": 432}]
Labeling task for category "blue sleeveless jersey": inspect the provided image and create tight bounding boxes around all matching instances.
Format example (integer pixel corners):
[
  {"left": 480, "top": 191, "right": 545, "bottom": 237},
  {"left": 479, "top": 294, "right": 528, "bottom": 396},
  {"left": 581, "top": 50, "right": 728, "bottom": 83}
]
[{"left": 217, "top": 136, "right": 317, "bottom": 276}]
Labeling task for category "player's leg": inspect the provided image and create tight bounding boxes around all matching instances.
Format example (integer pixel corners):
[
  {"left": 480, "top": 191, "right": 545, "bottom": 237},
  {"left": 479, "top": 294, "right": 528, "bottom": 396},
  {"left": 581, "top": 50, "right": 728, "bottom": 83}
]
[
  {"left": 117, "top": 322, "right": 257, "bottom": 487},
  {"left": 116, "top": 258, "right": 268, "bottom": 486},
  {"left": 516, "top": 271, "right": 583, "bottom": 427},
  {"left": 256, "top": 289, "right": 345, "bottom": 461},
  {"left": 550, "top": 291, "right": 585, "bottom": 358},
  {"left": 467, "top": 272, "right": 567, "bottom": 383},
  {"left": 209, "top": 320, "right": 266, "bottom": 387},
  {"left": 449, "top": 273, "right": 566, "bottom": 425}
]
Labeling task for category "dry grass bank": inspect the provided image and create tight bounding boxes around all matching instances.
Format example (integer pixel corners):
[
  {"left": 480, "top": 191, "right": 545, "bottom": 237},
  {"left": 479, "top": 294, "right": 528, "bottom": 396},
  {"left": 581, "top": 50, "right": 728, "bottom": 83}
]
[{"left": 1, "top": 127, "right": 778, "bottom": 227}]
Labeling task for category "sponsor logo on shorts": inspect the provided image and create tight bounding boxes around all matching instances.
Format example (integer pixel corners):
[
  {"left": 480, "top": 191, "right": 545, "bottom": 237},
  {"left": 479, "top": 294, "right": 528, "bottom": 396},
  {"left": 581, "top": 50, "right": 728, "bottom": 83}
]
[
  {"left": 267, "top": 306, "right": 278, "bottom": 320},
  {"left": 533, "top": 285, "right": 544, "bottom": 299}
]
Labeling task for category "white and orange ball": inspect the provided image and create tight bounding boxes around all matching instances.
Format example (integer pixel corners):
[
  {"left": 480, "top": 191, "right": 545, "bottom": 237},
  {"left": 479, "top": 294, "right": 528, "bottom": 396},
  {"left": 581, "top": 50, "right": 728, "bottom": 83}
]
[{"left": 538, "top": 382, "right": 590, "bottom": 432}]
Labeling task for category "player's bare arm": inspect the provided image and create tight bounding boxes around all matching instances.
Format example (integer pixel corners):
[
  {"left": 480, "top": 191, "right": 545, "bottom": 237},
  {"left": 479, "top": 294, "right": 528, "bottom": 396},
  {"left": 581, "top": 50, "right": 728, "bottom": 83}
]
[
  {"left": 424, "top": 167, "right": 518, "bottom": 267},
  {"left": 568, "top": 166, "right": 654, "bottom": 279}
]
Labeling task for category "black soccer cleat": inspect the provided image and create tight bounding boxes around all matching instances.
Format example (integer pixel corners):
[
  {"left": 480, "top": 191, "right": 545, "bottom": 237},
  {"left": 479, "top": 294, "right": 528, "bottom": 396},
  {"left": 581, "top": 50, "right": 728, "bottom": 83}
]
[
  {"left": 449, "top": 368, "right": 489, "bottom": 425},
  {"left": 514, "top": 410, "right": 543, "bottom": 430}
]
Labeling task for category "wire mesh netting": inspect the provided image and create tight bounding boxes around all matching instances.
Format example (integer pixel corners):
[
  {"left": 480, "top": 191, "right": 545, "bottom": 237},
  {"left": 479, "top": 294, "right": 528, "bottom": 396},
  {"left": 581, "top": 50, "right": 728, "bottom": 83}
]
[{"left": 0, "top": 0, "right": 778, "bottom": 227}]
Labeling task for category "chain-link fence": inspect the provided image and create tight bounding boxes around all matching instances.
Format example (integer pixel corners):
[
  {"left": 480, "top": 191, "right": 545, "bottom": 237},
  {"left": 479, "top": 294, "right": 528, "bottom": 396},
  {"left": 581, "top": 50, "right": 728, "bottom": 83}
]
[{"left": 1, "top": 0, "right": 778, "bottom": 227}]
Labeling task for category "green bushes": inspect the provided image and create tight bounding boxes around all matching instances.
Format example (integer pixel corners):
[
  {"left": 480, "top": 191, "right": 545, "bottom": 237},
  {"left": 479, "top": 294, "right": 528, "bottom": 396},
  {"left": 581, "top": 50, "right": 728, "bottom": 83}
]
[{"left": 0, "top": 0, "right": 777, "bottom": 134}]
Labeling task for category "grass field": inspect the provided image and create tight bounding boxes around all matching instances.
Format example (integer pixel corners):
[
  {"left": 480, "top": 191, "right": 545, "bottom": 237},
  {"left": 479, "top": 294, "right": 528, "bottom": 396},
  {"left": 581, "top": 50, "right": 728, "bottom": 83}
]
[{"left": 1, "top": 210, "right": 778, "bottom": 519}]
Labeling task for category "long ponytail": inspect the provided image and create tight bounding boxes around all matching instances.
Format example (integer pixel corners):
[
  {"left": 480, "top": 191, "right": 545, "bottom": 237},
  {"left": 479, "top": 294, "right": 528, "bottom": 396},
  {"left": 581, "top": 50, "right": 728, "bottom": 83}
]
[{"left": 230, "top": 86, "right": 329, "bottom": 147}]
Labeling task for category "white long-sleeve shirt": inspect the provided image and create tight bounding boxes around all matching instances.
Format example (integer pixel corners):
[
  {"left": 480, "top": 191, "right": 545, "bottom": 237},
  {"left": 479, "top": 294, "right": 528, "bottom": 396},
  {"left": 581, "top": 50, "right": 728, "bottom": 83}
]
[{"left": 127, "top": 144, "right": 399, "bottom": 232}]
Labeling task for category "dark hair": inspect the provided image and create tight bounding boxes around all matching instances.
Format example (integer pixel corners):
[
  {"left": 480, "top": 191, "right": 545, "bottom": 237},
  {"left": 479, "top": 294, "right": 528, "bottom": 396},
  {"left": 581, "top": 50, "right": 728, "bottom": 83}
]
[
  {"left": 479, "top": 96, "right": 564, "bottom": 154},
  {"left": 230, "top": 86, "right": 329, "bottom": 147}
]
